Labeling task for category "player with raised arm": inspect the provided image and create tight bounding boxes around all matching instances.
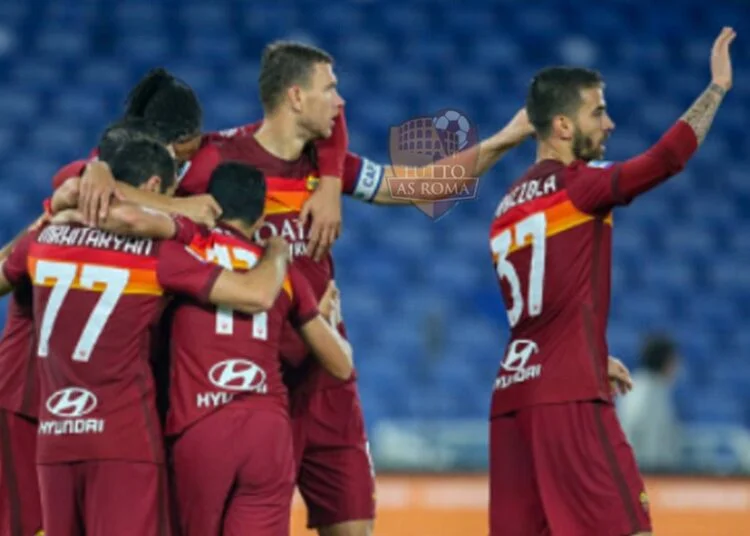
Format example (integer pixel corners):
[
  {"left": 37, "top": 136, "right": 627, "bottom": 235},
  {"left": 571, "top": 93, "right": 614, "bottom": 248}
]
[
  {"left": 488, "top": 28, "right": 735, "bottom": 536},
  {"left": 0, "top": 141, "right": 291, "bottom": 536}
]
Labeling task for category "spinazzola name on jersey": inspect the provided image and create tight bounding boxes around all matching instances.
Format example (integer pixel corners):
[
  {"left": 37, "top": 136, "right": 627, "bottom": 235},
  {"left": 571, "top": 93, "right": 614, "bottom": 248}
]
[{"left": 495, "top": 175, "right": 558, "bottom": 218}]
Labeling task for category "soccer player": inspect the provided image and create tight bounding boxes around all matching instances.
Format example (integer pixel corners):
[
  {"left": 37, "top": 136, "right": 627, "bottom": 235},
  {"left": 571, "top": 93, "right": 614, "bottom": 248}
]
[
  {"left": 0, "top": 140, "right": 291, "bottom": 536},
  {"left": 488, "top": 27, "right": 735, "bottom": 536},
  {"left": 0, "top": 116, "right": 179, "bottom": 536},
  {"left": 165, "top": 162, "right": 353, "bottom": 535}
]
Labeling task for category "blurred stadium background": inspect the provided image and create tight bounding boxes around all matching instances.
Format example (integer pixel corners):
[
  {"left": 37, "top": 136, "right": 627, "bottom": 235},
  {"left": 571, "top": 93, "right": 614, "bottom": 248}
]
[{"left": 0, "top": 0, "right": 748, "bottom": 534}]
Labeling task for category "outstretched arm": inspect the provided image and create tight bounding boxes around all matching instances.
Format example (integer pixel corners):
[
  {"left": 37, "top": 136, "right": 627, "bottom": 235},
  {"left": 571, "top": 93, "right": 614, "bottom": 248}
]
[
  {"left": 568, "top": 27, "right": 735, "bottom": 214},
  {"left": 158, "top": 236, "right": 291, "bottom": 316},
  {"left": 58, "top": 161, "right": 222, "bottom": 228},
  {"left": 371, "top": 109, "right": 534, "bottom": 205},
  {"left": 205, "top": 237, "right": 291, "bottom": 314}
]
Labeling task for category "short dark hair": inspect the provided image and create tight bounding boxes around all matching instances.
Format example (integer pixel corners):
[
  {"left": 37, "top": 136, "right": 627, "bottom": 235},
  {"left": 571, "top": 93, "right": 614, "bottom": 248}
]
[
  {"left": 124, "top": 68, "right": 202, "bottom": 142},
  {"left": 98, "top": 117, "right": 171, "bottom": 162},
  {"left": 207, "top": 162, "right": 266, "bottom": 225},
  {"left": 526, "top": 66, "right": 603, "bottom": 138},
  {"left": 104, "top": 140, "right": 175, "bottom": 193},
  {"left": 640, "top": 334, "right": 678, "bottom": 374},
  {"left": 259, "top": 41, "right": 333, "bottom": 112}
]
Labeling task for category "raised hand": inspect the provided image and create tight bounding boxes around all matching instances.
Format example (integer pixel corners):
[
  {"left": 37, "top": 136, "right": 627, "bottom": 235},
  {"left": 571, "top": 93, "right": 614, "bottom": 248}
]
[
  {"left": 680, "top": 27, "right": 736, "bottom": 144},
  {"left": 711, "top": 26, "right": 736, "bottom": 91}
]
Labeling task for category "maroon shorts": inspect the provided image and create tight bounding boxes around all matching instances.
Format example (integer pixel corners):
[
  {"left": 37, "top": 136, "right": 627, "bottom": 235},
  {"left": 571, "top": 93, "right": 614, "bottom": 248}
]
[
  {"left": 37, "top": 461, "right": 170, "bottom": 536},
  {"left": 490, "top": 401, "right": 652, "bottom": 536},
  {"left": 291, "top": 383, "right": 376, "bottom": 528},
  {"left": 0, "top": 410, "right": 42, "bottom": 536},
  {"left": 171, "top": 406, "right": 295, "bottom": 536}
]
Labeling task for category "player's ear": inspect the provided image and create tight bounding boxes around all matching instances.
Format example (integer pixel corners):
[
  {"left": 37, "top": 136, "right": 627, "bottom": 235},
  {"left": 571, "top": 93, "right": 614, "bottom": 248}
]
[
  {"left": 287, "top": 85, "right": 304, "bottom": 113},
  {"left": 552, "top": 114, "right": 575, "bottom": 141},
  {"left": 143, "top": 175, "right": 162, "bottom": 194}
]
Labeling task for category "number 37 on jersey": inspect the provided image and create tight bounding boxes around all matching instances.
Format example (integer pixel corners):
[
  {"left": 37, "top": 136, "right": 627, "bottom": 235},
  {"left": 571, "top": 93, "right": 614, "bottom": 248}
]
[{"left": 490, "top": 212, "right": 547, "bottom": 328}]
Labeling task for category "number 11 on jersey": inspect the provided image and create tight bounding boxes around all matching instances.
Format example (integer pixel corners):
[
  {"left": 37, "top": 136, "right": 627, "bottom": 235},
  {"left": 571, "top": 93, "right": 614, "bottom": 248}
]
[
  {"left": 491, "top": 213, "right": 547, "bottom": 328},
  {"left": 209, "top": 244, "right": 268, "bottom": 340}
]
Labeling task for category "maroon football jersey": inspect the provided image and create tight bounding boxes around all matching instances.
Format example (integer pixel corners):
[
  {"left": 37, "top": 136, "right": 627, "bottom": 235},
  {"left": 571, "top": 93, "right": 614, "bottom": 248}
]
[
  {"left": 174, "top": 125, "right": 384, "bottom": 391},
  {"left": 0, "top": 276, "right": 38, "bottom": 419},
  {"left": 489, "top": 159, "right": 629, "bottom": 417},
  {"left": 2, "top": 223, "right": 221, "bottom": 463},
  {"left": 166, "top": 224, "right": 319, "bottom": 437}
]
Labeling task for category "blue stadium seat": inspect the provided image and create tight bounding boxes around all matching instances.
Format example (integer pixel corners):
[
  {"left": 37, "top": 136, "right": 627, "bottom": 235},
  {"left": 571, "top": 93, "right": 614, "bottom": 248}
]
[
  {"left": 203, "top": 92, "right": 258, "bottom": 129},
  {"left": 53, "top": 90, "right": 108, "bottom": 122},
  {"left": 28, "top": 123, "right": 88, "bottom": 159},
  {"left": 185, "top": 36, "right": 241, "bottom": 62},
  {"left": 0, "top": 3, "right": 28, "bottom": 22},
  {"left": 36, "top": 31, "right": 89, "bottom": 58},
  {"left": 0, "top": 89, "right": 40, "bottom": 121},
  {"left": 709, "top": 259, "right": 750, "bottom": 291},
  {"left": 180, "top": 5, "right": 232, "bottom": 30},
  {"left": 76, "top": 61, "right": 131, "bottom": 93},
  {"left": 114, "top": 3, "right": 165, "bottom": 26},
  {"left": 11, "top": 62, "right": 63, "bottom": 90},
  {"left": 639, "top": 256, "right": 695, "bottom": 292},
  {"left": 117, "top": 35, "right": 172, "bottom": 63},
  {"left": 683, "top": 390, "right": 745, "bottom": 425}
]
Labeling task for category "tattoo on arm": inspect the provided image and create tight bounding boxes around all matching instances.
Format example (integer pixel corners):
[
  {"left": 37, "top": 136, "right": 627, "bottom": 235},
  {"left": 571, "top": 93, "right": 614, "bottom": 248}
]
[{"left": 680, "top": 83, "right": 727, "bottom": 144}]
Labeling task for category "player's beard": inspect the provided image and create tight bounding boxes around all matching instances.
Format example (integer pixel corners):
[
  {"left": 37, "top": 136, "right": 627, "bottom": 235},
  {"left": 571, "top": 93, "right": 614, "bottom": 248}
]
[{"left": 572, "top": 128, "right": 605, "bottom": 162}]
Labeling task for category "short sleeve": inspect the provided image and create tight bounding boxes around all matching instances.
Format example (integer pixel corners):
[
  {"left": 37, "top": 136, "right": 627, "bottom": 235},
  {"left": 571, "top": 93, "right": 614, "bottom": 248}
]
[
  {"left": 2, "top": 232, "right": 35, "bottom": 286},
  {"left": 565, "top": 161, "right": 625, "bottom": 215},
  {"left": 156, "top": 240, "right": 222, "bottom": 302},
  {"left": 175, "top": 144, "right": 222, "bottom": 197},
  {"left": 342, "top": 152, "right": 385, "bottom": 202},
  {"left": 288, "top": 265, "right": 319, "bottom": 327},
  {"left": 52, "top": 160, "right": 88, "bottom": 191}
]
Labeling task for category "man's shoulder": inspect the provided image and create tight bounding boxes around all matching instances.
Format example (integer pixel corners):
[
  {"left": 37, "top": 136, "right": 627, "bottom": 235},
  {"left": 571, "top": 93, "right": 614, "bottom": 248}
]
[{"left": 204, "top": 122, "right": 261, "bottom": 143}]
